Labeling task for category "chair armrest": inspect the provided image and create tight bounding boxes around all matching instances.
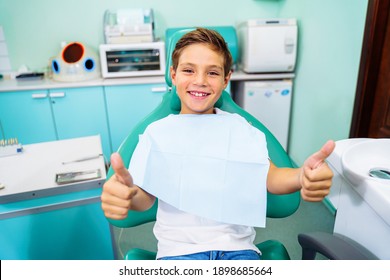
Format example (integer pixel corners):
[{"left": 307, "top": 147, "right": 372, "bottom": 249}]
[{"left": 298, "top": 232, "right": 378, "bottom": 260}]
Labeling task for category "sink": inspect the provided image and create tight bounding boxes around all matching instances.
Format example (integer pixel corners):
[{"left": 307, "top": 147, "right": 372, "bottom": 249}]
[
  {"left": 342, "top": 138, "right": 390, "bottom": 186},
  {"left": 340, "top": 138, "right": 390, "bottom": 227},
  {"left": 327, "top": 138, "right": 390, "bottom": 259}
]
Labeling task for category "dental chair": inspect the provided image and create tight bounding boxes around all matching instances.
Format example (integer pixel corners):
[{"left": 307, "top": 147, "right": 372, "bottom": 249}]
[{"left": 106, "top": 29, "right": 301, "bottom": 260}]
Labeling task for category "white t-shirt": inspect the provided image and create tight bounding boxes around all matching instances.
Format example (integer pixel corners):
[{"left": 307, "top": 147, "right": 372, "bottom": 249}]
[{"left": 154, "top": 200, "right": 259, "bottom": 259}]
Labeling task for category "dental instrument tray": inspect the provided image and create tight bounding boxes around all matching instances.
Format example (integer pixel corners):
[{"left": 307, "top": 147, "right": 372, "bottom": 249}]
[{"left": 55, "top": 169, "right": 101, "bottom": 185}]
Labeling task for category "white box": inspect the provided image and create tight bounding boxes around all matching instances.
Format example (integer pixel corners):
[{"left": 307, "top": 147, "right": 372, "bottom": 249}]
[{"left": 238, "top": 19, "right": 297, "bottom": 73}]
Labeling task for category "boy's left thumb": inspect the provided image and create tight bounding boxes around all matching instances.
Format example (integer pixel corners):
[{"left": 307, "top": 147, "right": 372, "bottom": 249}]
[{"left": 305, "top": 140, "right": 336, "bottom": 170}]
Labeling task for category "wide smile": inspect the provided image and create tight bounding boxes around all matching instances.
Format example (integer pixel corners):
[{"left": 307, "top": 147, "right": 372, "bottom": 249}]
[{"left": 188, "top": 91, "right": 210, "bottom": 98}]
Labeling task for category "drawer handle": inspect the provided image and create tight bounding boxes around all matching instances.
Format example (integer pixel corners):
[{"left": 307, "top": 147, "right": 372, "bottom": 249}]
[
  {"left": 151, "top": 87, "right": 167, "bottom": 93},
  {"left": 49, "top": 92, "right": 66, "bottom": 98},
  {"left": 31, "top": 93, "right": 48, "bottom": 99}
]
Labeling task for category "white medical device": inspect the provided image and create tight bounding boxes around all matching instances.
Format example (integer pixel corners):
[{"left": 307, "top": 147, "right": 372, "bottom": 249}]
[
  {"left": 104, "top": 9, "right": 155, "bottom": 44},
  {"left": 238, "top": 18, "right": 297, "bottom": 73}
]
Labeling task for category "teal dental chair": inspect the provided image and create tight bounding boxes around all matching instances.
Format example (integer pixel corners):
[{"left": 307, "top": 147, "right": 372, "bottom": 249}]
[{"left": 106, "top": 29, "right": 301, "bottom": 260}]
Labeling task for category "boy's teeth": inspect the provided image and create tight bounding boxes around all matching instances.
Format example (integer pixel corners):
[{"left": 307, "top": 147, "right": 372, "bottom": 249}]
[{"left": 191, "top": 91, "right": 207, "bottom": 97}]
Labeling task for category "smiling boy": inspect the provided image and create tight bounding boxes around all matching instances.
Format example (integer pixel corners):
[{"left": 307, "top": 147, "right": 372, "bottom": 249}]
[{"left": 101, "top": 28, "right": 335, "bottom": 260}]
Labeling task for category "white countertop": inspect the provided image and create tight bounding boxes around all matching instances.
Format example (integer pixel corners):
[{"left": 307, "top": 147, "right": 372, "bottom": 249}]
[
  {"left": 0, "top": 75, "right": 166, "bottom": 92},
  {"left": 0, "top": 71, "right": 295, "bottom": 92},
  {"left": 0, "top": 135, "right": 106, "bottom": 203}
]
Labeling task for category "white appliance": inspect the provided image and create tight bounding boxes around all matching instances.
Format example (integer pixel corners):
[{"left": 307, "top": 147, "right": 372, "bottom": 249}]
[
  {"left": 99, "top": 41, "right": 165, "bottom": 78},
  {"left": 238, "top": 18, "right": 297, "bottom": 73},
  {"left": 103, "top": 9, "right": 155, "bottom": 44},
  {"left": 235, "top": 80, "right": 292, "bottom": 150}
]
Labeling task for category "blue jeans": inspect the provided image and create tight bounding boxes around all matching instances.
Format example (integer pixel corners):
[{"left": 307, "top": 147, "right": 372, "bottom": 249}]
[{"left": 158, "top": 250, "right": 261, "bottom": 260}]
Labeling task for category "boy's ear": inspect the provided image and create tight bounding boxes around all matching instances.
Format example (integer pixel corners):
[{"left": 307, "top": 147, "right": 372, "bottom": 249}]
[
  {"left": 223, "top": 70, "right": 232, "bottom": 88},
  {"left": 170, "top": 66, "right": 176, "bottom": 85}
]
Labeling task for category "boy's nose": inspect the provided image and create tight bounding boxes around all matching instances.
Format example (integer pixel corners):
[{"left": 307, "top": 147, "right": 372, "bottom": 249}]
[{"left": 193, "top": 72, "right": 207, "bottom": 85}]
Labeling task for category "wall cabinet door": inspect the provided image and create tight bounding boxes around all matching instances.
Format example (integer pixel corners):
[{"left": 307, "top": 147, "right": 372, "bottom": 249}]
[
  {"left": 49, "top": 87, "right": 112, "bottom": 159},
  {"left": 0, "top": 90, "right": 57, "bottom": 144},
  {"left": 105, "top": 83, "right": 167, "bottom": 152}
]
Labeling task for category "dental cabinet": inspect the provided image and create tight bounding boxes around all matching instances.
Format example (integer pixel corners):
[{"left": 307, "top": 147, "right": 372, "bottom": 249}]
[
  {"left": 0, "top": 136, "right": 115, "bottom": 260},
  {"left": 0, "top": 89, "right": 57, "bottom": 143},
  {"left": 0, "top": 86, "right": 111, "bottom": 158}
]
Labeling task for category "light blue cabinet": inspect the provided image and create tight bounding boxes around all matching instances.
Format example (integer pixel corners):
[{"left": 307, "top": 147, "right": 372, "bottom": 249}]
[
  {"left": 49, "top": 87, "right": 112, "bottom": 158},
  {"left": 104, "top": 83, "right": 167, "bottom": 152},
  {"left": 0, "top": 90, "right": 57, "bottom": 143},
  {"left": 0, "top": 87, "right": 112, "bottom": 159}
]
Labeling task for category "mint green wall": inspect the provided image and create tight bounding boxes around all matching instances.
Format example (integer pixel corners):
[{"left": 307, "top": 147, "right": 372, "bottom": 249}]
[
  {"left": 0, "top": 0, "right": 369, "bottom": 165},
  {"left": 278, "top": 0, "right": 368, "bottom": 164}
]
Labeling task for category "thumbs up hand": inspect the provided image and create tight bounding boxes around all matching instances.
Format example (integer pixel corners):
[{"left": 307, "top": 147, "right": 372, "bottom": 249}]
[
  {"left": 101, "top": 153, "right": 140, "bottom": 220},
  {"left": 299, "top": 140, "right": 336, "bottom": 202},
  {"left": 101, "top": 153, "right": 155, "bottom": 219}
]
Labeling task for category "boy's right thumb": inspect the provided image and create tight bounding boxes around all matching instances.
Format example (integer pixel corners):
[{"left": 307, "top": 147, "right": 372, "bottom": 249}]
[{"left": 110, "top": 152, "right": 132, "bottom": 187}]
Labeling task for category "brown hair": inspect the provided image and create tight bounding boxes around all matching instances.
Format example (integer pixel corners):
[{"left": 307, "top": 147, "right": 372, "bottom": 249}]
[{"left": 171, "top": 27, "right": 233, "bottom": 77}]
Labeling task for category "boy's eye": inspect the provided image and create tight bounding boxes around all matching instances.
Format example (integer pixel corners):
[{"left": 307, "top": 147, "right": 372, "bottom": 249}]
[
  {"left": 182, "top": 69, "right": 194, "bottom": 73},
  {"left": 208, "top": 71, "right": 220, "bottom": 76}
]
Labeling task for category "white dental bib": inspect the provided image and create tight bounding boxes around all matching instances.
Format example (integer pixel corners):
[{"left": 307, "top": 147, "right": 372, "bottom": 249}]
[{"left": 129, "top": 110, "right": 269, "bottom": 227}]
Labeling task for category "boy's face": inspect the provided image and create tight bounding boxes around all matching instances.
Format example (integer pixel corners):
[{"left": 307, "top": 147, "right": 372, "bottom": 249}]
[{"left": 171, "top": 43, "right": 231, "bottom": 114}]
